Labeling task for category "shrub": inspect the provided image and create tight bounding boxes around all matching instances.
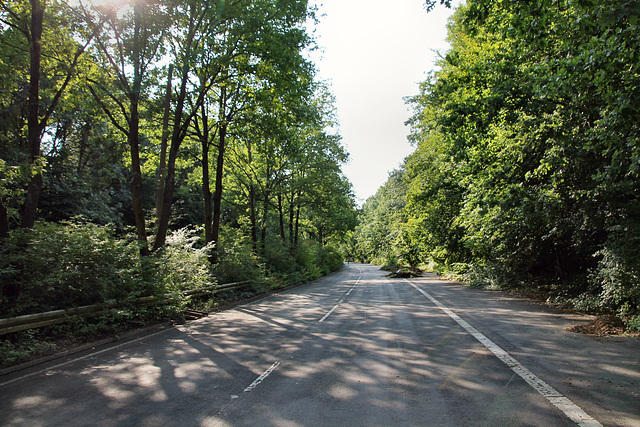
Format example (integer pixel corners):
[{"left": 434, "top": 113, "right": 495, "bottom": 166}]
[
  {"left": 591, "top": 245, "right": 640, "bottom": 316},
  {"left": 159, "top": 227, "right": 216, "bottom": 293},
  {"left": 213, "top": 227, "right": 262, "bottom": 284},
  {"left": 0, "top": 220, "right": 153, "bottom": 316},
  {"left": 314, "top": 244, "right": 344, "bottom": 275}
]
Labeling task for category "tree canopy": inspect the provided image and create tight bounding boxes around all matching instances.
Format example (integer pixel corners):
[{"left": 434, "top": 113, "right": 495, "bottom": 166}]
[
  {"left": 354, "top": 0, "right": 640, "bottom": 321},
  {"left": 0, "top": 0, "right": 357, "bottom": 316}
]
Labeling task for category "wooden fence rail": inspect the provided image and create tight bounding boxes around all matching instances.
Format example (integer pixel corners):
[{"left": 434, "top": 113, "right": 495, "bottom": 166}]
[{"left": 0, "top": 281, "right": 251, "bottom": 336}]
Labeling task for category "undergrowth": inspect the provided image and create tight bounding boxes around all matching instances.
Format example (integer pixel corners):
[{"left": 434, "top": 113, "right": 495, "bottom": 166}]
[{"left": 0, "top": 220, "right": 346, "bottom": 369}]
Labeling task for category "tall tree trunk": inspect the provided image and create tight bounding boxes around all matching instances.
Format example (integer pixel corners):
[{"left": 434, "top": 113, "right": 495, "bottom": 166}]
[
  {"left": 202, "top": 148, "right": 213, "bottom": 243},
  {"left": 261, "top": 189, "right": 269, "bottom": 252},
  {"left": 154, "top": 8, "right": 199, "bottom": 251},
  {"left": 288, "top": 193, "right": 295, "bottom": 248},
  {"left": 248, "top": 143, "right": 257, "bottom": 251},
  {"left": 129, "top": 1, "right": 149, "bottom": 255},
  {"left": 154, "top": 95, "right": 185, "bottom": 250},
  {"left": 129, "top": 111, "right": 148, "bottom": 255},
  {"left": 20, "top": 0, "right": 96, "bottom": 228},
  {"left": 211, "top": 86, "right": 228, "bottom": 260},
  {"left": 21, "top": 0, "right": 44, "bottom": 228},
  {"left": 155, "top": 64, "right": 173, "bottom": 230},
  {"left": 294, "top": 202, "right": 301, "bottom": 246},
  {"left": 249, "top": 184, "right": 257, "bottom": 251}
]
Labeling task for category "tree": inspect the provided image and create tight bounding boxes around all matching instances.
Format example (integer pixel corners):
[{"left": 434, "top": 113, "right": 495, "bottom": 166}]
[
  {"left": 353, "top": 169, "right": 407, "bottom": 265},
  {"left": 0, "top": 0, "right": 100, "bottom": 232},
  {"left": 188, "top": 0, "right": 315, "bottom": 255},
  {"left": 86, "top": 0, "right": 169, "bottom": 254},
  {"left": 400, "top": 0, "right": 640, "bottom": 314}
]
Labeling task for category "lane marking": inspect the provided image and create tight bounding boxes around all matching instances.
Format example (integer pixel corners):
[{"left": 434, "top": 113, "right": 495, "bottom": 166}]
[
  {"left": 405, "top": 279, "right": 602, "bottom": 427},
  {"left": 318, "top": 269, "right": 362, "bottom": 323},
  {"left": 243, "top": 361, "right": 280, "bottom": 392},
  {"left": 243, "top": 268, "right": 362, "bottom": 394},
  {"left": 318, "top": 298, "right": 344, "bottom": 323}
]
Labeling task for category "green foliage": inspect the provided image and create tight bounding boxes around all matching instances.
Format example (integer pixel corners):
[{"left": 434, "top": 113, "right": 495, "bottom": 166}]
[
  {"left": 0, "top": 0, "right": 357, "bottom": 368},
  {"left": 311, "top": 243, "right": 344, "bottom": 275},
  {"left": 591, "top": 226, "right": 640, "bottom": 314},
  {"left": 0, "top": 220, "right": 156, "bottom": 316},
  {"left": 160, "top": 226, "right": 216, "bottom": 293},
  {"left": 354, "top": 0, "right": 640, "bottom": 318},
  {"left": 213, "top": 227, "right": 262, "bottom": 284},
  {"left": 259, "top": 238, "right": 344, "bottom": 286},
  {"left": 353, "top": 169, "right": 408, "bottom": 265},
  {"left": 627, "top": 315, "right": 640, "bottom": 333},
  {"left": 0, "top": 330, "right": 57, "bottom": 368},
  {"left": 0, "top": 157, "right": 47, "bottom": 227},
  {"left": 0, "top": 221, "right": 221, "bottom": 317},
  {"left": 380, "top": 255, "right": 400, "bottom": 272}
]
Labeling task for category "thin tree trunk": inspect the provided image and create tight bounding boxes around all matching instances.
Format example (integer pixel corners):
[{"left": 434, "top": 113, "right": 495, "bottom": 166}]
[
  {"left": 129, "top": 2, "right": 149, "bottom": 255},
  {"left": 247, "top": 143, "right": 257, "bottom": 251},
  {"left": 261, "top": 189, "right": 269, "bottom": 251},
  {"left": 294, "top": 202, "right": 301, "bottom": 246},
  {"left": 21, "top": 0, "right": 44, "bottom": 228},
  {"left": 155, "top": 64, "right": 173, "bottom": 229},
  {"left": 278, "top": 193, "right": 285, "bottom": 242},
  {"left": 249, "top": 184, "right": 257, "bottom": 251},
  {"left": 211, "top": 86, "right": 227, "bottom": 260},
  {"left": 288, "top": 193, "right": 295, "bottom": 247},
  {"left": 200, "top": 103, "right": 213, "bottom": 243}
]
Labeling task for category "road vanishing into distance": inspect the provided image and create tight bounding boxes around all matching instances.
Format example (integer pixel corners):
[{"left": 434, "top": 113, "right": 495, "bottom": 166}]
[{"left": 1, "top": 263, "right": 639, "bottom": 426}]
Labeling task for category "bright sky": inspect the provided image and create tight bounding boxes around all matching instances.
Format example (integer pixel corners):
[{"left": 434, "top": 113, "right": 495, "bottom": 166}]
[{"left": 307, "top": 0, "right": 458, "bottom": 205}]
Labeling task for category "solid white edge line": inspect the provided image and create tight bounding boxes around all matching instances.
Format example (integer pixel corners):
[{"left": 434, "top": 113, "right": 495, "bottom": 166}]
[
  {"left": 404, "top": 279, "right": 602, "bottom": 427},
  {"left": 243, "top": 361, "right": 281, "bottom": 392}
]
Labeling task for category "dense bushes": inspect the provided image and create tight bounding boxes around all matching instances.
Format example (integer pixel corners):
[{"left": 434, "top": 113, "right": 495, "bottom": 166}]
[
  {"left": 0, "top": 220, "right": 346, "bottom": 367},
  {"left": 0, "top": 221, "right": 346, "bottom": 318},
  {"left": 0, "top": 222, "right": 221, "bottom": 317},
  {"left": 0, "top": 221, "right": 156, "bottom": 316}
]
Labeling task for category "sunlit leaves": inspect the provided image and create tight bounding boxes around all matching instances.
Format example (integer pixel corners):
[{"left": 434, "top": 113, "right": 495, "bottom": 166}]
[{"left": 358, "top": 0, "right": 640, "bottom": 314}]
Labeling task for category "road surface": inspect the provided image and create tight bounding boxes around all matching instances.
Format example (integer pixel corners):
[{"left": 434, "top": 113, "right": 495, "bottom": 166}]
[{"left": 1, "top": 263, "right": 639, "bottom": 426}]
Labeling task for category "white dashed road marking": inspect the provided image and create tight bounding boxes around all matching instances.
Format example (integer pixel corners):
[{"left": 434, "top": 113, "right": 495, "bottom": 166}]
[
  {"left": 243, "top": 361, "right": 281, "bottom": 393},
  {"left": 318, "top": 268, "right": 362, "bottom": 323}
]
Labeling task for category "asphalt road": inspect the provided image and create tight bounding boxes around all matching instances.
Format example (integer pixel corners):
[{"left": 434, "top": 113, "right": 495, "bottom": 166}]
[{"left": 1, "top": 263, "right": 639, "bottom": 426}]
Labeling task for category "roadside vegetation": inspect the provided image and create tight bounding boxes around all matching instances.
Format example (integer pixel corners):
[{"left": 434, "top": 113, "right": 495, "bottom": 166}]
[
  {"left": 0, "top": 0, "right": 356, "bottom": 368},
  {"left": 353, "top": 0, "right": 640, "bottom": 332},
  {"left": 3, "top": 0, "right": 638, "bottom": 369}
]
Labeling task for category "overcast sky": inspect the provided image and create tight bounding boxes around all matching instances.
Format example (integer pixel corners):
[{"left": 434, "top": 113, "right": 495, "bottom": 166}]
[{"left": 306, "top": 0, "right": 458, "bottom": 205}]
